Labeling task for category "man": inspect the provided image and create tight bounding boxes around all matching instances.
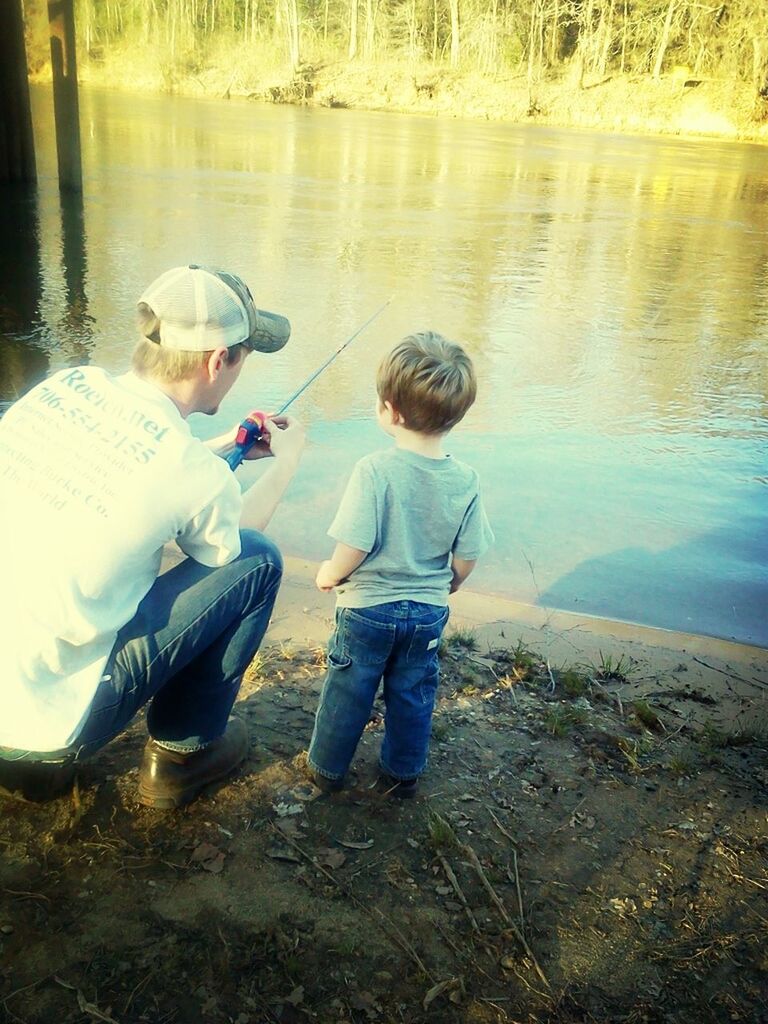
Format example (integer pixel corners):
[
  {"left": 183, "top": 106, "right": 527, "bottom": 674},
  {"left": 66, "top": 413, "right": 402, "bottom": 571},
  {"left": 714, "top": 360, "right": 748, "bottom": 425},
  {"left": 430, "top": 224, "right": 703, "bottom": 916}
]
[{"left": 0, "top": 265, "right": 305, "bottom": 808}]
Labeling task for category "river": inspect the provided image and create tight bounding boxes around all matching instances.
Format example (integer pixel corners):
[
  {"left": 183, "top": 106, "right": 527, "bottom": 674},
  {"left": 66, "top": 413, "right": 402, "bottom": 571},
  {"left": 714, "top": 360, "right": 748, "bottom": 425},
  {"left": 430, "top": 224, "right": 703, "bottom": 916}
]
[{"left": 1, "top": 86, "right": 766, "bottom": 647}]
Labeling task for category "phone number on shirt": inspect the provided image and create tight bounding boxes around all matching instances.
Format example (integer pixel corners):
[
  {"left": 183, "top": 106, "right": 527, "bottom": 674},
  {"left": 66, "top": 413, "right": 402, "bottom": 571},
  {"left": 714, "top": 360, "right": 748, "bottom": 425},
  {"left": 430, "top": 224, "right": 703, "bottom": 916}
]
[{"left": 37, "top": 386, "right": 158, "bottom": 465}]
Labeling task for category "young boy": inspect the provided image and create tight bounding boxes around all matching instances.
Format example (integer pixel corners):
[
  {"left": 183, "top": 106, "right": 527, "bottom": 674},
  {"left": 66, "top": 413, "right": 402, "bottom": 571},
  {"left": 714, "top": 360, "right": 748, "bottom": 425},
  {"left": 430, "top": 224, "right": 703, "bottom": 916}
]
[{"left": 308, "top": 331, "right": 494, "bottom": 797}]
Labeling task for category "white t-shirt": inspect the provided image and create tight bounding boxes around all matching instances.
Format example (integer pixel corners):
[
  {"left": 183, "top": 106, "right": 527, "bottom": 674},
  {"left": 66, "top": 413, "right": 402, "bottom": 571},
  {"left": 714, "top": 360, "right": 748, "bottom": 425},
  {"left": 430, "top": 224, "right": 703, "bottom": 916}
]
[{"left": 0, "top": 367, "right": 242, "bottom": 752}]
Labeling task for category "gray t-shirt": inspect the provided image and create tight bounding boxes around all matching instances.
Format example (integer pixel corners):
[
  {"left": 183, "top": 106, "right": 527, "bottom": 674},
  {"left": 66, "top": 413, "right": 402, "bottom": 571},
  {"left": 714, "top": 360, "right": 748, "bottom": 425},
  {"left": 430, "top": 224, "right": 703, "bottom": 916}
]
[{"left": 330, "top": 447, "right": 494, "bottom": 608}]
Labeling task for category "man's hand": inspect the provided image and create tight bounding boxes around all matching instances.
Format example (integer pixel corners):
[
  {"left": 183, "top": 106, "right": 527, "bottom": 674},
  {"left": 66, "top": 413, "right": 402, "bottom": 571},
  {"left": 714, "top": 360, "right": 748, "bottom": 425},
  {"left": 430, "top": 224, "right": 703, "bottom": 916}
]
[
  {"left": 261, "top": 415, "right": 305, "bottom": 464},
  {"left": 316, "top": 560, "right": 340, "bottom": 592},
  {"left": 238, "top": 413, "right": 305, "bottom": 462}
]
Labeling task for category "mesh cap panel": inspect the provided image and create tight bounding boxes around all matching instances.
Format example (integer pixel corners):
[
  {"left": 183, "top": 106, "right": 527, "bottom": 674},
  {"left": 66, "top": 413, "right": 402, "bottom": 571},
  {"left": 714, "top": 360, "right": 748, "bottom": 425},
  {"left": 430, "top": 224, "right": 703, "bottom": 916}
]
[{"left": 138, "top": 265, "right": 290, "bottom": 353}]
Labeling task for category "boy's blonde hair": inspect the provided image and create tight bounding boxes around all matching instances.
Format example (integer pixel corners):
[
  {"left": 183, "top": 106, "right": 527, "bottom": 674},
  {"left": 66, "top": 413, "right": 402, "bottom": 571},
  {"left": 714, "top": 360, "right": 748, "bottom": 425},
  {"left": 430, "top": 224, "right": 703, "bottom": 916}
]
[
  {"left": 131, "top": 302, "right": 248, "bottom": 383},
  {"left": 376, "top": 331, "right": 476, "bottom": 434}
]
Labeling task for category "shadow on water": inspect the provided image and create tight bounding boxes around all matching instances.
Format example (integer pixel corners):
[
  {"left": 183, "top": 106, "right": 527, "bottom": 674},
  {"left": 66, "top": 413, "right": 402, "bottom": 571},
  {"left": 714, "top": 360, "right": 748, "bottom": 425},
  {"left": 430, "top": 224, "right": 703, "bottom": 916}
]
[
  {"left": 0, "top": 182, "right": 94, "bottom": 410},
  {"left": 539, "top": 524, "right": 768, "bottom": 648},
  {"left": 0, "top": 185, "right": 48, "bottom": 404},
  {"left": 58, "top": 187, "right": 95, "bottom": 357}
]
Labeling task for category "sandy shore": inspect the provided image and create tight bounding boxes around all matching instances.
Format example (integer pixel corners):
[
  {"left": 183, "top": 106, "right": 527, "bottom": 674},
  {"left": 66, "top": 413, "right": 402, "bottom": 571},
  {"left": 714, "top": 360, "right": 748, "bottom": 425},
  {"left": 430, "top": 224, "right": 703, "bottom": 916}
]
[{"left": 271, "top": 555, "right": 768, "bottom": 728}]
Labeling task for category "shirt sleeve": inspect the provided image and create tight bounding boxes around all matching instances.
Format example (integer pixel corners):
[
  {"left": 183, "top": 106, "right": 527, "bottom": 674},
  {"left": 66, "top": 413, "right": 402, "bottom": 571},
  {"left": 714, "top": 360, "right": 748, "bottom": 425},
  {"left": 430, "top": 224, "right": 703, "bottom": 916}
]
[
  {"left": 328, "top": 459, "right": 379, "bottom": 553},
  {"left": 176, "top": 465, "right": 243, "bottom": 567},
  {"left": 452, "top": 487, "right": 494, "bottom": 560}
]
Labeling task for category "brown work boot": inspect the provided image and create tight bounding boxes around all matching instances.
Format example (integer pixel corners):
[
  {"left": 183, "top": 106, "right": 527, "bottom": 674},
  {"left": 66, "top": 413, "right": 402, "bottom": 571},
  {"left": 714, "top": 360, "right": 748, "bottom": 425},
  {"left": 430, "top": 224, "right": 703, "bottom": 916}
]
[
  {"left": 0, "top": 758, "right": 75, "bottom": 803},
  {"left": 138, "top": 718, "right": 249, "bottom": 809}
]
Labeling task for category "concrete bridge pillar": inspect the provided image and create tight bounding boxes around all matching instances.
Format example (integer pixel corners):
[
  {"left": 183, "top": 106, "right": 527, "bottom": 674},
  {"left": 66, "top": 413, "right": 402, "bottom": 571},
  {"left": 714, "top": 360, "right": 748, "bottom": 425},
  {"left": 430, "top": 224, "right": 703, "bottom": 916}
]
[
  {"left": 49, "top": 0, "right": 83, "bottom": 192},
  {"left": 0, "top": 0, "right": 37, "bottom": 183}
]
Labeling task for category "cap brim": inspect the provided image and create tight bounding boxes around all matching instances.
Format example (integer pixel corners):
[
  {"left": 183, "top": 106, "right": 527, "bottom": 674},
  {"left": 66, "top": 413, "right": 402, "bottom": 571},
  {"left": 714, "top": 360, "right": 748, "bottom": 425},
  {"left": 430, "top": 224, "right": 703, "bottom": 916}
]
[{"left": 248, "top": 308, "right": 291, "bottom": 353}]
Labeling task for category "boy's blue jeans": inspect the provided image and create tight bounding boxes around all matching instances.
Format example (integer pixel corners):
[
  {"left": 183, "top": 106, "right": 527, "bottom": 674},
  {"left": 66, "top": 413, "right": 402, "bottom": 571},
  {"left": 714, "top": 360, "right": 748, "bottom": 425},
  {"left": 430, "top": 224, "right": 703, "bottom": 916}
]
[
  {"left": 0, "top": 530, "right": 282, "bottom": 765},
  {"left": 308, "top": 600, "right": 450, "bottom": 782}
]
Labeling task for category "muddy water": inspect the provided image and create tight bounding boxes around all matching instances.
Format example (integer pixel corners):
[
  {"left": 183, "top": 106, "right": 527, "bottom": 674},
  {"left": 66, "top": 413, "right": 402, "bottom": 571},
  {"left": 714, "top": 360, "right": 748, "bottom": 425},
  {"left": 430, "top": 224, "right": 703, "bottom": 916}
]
[{"left": 1, "top": 87, "right": 766, "bottom": 646}]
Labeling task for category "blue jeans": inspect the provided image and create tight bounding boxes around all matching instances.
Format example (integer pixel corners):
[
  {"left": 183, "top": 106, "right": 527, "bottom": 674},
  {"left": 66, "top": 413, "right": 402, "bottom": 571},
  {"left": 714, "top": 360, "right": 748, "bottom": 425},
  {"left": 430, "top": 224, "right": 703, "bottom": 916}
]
[
  {"left": 1, "top": 530, "right": 282, "bottom": 765},
  {"left": 308, "top": 601, "right": 450, "bottom": 782}
]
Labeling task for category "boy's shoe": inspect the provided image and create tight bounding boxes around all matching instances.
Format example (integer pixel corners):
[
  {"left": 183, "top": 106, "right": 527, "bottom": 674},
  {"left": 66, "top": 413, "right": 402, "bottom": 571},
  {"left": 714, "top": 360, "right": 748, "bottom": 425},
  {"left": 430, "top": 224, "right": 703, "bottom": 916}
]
[
  {"left": 309, "top": 769, "right": 344, "bottom": 794},
  {"left": 138, "top": 718, "right": 248, "bottom": 810},
  {"left": 0, "top": 758, "right": 76, "bottom": 803},
  {"left": 377, "top": 773, "right": 419, "bottom": 800}
]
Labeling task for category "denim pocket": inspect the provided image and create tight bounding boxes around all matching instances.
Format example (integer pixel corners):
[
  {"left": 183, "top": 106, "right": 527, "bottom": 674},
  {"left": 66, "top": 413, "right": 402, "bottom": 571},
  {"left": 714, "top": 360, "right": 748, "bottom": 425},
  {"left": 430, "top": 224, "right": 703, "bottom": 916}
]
[
  {"left": 341, "top": 608, "right": 396, "bottom": 666},
  {"left": 327, "top": 615, "right": 352, "bottom": 669},
  {"left": 406, "top": 606, "right": 450, "bottom": 667}
]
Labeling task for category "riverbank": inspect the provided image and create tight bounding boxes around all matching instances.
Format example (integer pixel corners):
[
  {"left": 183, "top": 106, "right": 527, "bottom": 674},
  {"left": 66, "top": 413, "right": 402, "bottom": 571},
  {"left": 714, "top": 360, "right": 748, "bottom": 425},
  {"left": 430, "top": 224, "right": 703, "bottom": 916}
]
[
  {"left": 34, "top": 42, "right": 768, "bottom": 144},
  {"left": 2, "top": 559, "right": 767, "bottom": 1022}
]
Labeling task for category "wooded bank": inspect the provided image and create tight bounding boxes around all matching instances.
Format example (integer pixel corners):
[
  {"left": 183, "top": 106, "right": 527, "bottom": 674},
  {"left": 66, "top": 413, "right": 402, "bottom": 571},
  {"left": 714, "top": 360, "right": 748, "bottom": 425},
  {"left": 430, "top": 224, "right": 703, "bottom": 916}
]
[{"left": 21, "top": 0, "right": 768, "bottom": 140}]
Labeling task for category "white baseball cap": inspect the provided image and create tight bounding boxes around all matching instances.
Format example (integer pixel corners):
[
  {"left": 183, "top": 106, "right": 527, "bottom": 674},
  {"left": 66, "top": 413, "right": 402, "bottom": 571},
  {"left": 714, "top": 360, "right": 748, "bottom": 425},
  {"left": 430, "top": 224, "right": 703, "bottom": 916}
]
[{"left": 138, "top": 264, "right": 290, "bottom": 353}]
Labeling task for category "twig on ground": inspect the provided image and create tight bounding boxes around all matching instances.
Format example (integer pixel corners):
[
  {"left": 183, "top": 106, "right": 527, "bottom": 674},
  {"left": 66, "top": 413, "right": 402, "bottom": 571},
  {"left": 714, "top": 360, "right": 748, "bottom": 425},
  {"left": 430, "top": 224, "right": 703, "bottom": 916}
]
[
  {"left": 723, "top": 865, "right": 767, "bottom": 890},
  {"left": 692, "top": 656, "right": 768, "bottom": 691},
  {"left": 433, "top": 920, "right": 506, "bottom": 990},
  {"left": 1, "top": 975, "right": 52, "bottom": 1021},
  {"left": 460, "top": 842, "right": 550, "bottom": 990},
  {"left": 511, "top": 849, "right": 525, "bottom": 933},
  {"left": 438, "top": 853, "right": 480, "bottom": 933},
  {"left": 461, "top": 844, "right": 513, "bottom": 926},
  {"left": 468, "top": 655, "right": 500, "bottom": 679},
  {"left": 657, "top": 717, "right": 690, "bottom": 746},
  {"left": 123, "top": 970, "right": 155, "bottom": 1014},
  {"left": 739, "top": 900, "right": 768, "bottom": 928},
  {"left": 546, "top": 660, "right": 556, "bottom": 694},
  {"left": 508, "top": 961, "right": 553, "bottom": 1002},
  {"left": 268, "top": 822, "right": 434, "bottom": 981},
  {"left": 434, "top": 917, "right": 465, "bottom": 958},
  {"left": 54, "top": 976, "right": 120, "bottom": 1024},
  {"left": 2, "top": 888, "right": 50, "bottom": 903},
  {"left": 552, "top": 796, "right": 587, "bottom": 834},
  {"left": 489, "top": 808, "right": 517, "bottom": 845}
]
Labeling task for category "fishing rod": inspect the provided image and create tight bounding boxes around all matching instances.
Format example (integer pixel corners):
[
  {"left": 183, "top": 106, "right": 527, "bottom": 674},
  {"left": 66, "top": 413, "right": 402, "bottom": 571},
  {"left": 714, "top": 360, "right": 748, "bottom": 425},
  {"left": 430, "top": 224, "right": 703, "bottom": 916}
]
[{"left": 224, "top": 298, "right": 391, "bottom": 470}]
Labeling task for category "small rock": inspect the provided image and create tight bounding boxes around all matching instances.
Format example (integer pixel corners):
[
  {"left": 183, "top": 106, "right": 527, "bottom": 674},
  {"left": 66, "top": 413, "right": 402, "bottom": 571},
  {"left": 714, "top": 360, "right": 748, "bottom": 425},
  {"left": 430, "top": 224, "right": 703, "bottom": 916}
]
[{"left": 0, "top": 925, "right": 14, "bottom": 935}]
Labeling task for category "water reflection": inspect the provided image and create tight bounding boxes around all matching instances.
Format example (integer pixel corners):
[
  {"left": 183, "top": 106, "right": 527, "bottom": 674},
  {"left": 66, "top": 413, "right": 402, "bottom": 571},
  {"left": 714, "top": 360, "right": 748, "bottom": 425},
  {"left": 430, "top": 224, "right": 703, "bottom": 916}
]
[
  {"left": 0, "top": 178, "right": 93, "bottom": 404},
  {"left": 0, "top": 185, "right": 48, "bottom": 401},
  {"left": 58, "top": 189, "right": 95, "bottom": 354},
  {"left": 3, "top": 88, "right": 767, "bottom": 646}
]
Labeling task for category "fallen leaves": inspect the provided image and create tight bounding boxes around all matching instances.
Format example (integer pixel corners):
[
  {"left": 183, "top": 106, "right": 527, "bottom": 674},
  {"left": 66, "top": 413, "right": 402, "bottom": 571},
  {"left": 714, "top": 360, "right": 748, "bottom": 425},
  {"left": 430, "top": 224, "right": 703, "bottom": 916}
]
[
  {"left": 316, "top": 847, "right": 347, "bottom": 869},
  {"left": 336, "top": 837, "right": 375, "bottom": 850},
  {"left": 190, "top": 842, "right": 226, "bottom": 874},
  {"left": 422, "top": 976, "right": 463, "bottom": 1009},
  {"left": 54, "top": 977, "right": 120, "bottom": 1024}
]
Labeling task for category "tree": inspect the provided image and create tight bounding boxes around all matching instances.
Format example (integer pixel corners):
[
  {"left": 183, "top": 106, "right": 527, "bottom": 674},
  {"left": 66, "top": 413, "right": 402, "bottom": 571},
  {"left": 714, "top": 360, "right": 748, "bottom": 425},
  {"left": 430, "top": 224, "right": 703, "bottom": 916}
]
[
  {"left": 349, "top": 0, "right": 358, "bottom": 57},
  {"left": 448, "top": 0, "right": 459, "bottom": 66},
  {"left": 652, "top": 0, "right": 676, "bottom": 78}
]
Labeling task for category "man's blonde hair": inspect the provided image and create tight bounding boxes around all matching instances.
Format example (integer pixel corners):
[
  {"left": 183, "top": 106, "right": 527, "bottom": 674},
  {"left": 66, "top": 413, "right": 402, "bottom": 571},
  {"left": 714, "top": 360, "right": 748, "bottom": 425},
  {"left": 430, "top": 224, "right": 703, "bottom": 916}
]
[
  {"left": 376, "top": 331, "right": 476, "bottom": 434},
  {"left": 131, "top": 302, "right": 248, "bottom": 382}
]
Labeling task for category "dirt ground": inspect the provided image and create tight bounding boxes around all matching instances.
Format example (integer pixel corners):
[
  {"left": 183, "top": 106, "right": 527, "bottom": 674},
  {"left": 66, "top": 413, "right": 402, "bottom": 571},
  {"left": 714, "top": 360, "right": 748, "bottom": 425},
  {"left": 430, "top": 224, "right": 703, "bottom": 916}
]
[{"left": 2, "top": 569, "right": 767, "bottom": 1024}]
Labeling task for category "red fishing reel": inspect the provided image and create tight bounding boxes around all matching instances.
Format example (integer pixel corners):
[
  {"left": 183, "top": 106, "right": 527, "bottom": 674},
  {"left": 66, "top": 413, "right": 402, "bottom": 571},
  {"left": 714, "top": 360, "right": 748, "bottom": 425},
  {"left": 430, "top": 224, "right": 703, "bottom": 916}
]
[{"left": 235, "top": 411, "right": 268, "bottom": 447}]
